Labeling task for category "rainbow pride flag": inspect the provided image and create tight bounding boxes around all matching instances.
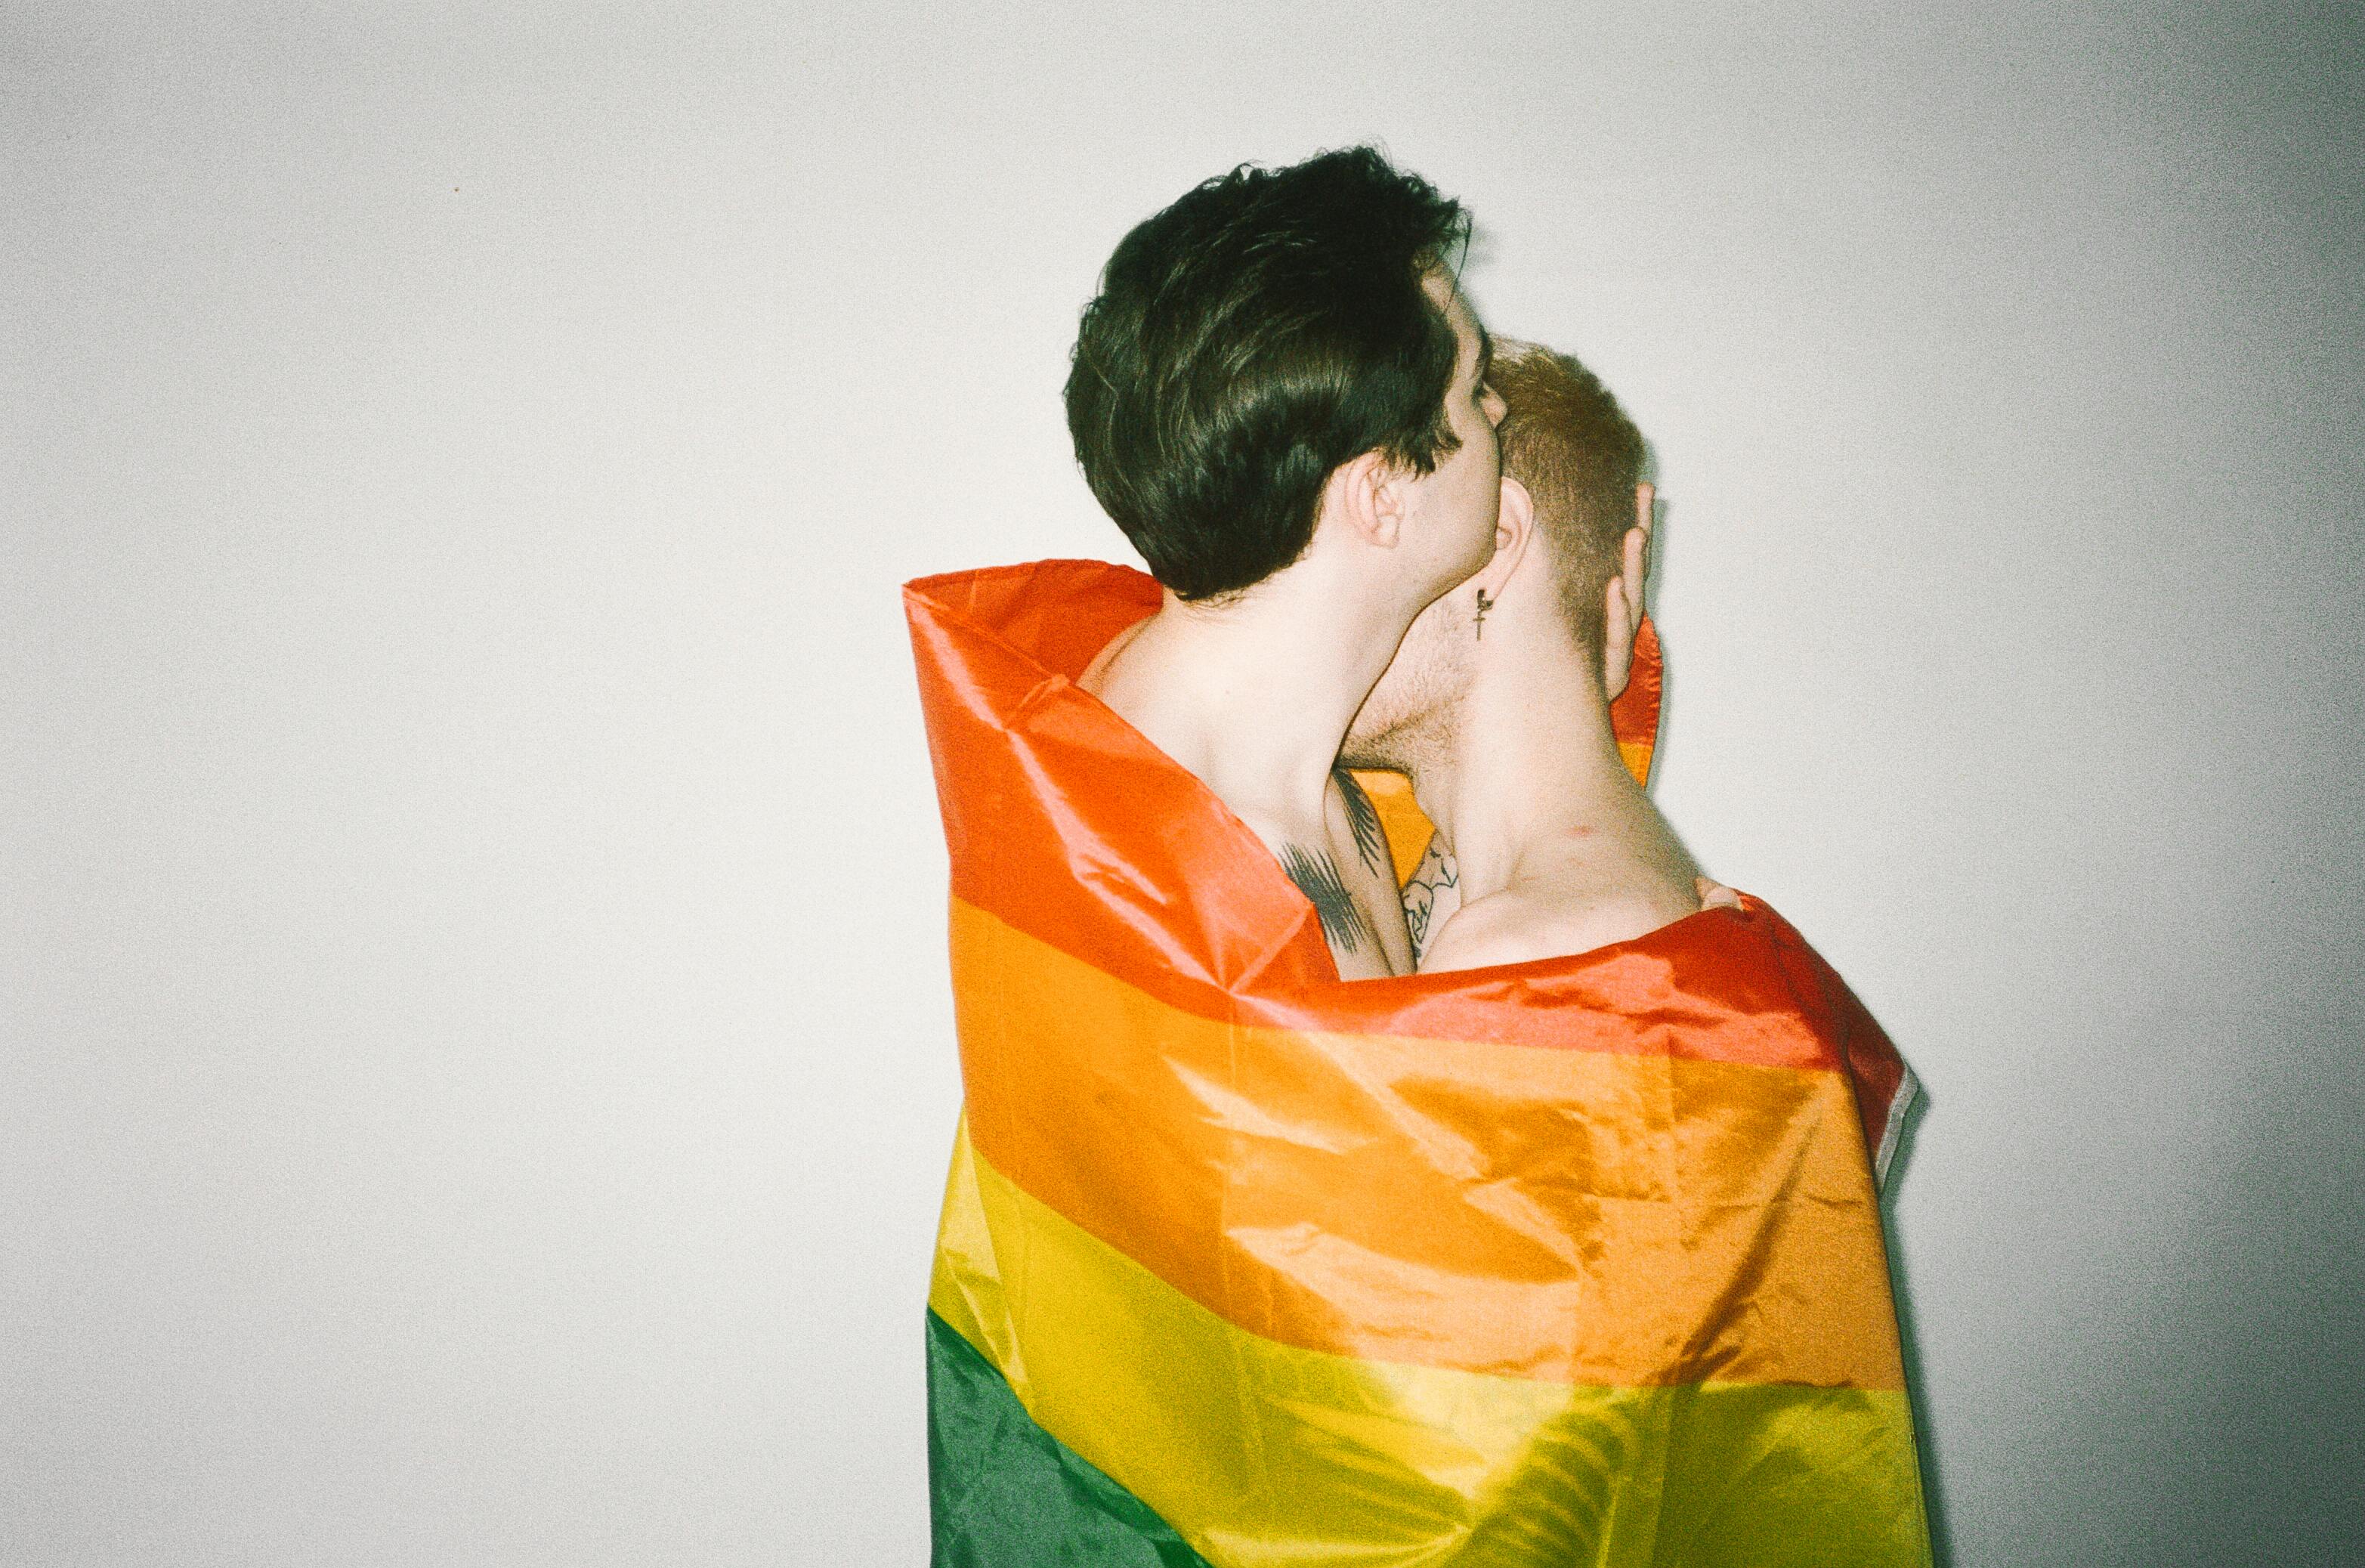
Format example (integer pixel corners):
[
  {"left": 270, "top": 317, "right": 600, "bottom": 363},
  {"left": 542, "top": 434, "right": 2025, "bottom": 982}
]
[{"left": 907, "top": 560, "right": 1930, "bottom": 1566}]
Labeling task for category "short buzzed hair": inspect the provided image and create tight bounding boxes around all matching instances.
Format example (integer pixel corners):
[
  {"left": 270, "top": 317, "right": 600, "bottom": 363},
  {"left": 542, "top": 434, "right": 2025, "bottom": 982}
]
[{"left": 1489, "top": 340, "right": 1646, "bottom": 655}]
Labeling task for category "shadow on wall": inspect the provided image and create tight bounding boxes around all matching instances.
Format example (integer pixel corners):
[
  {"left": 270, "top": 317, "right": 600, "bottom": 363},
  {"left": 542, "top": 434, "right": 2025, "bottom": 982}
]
[
  {"left": 1637, "top": 476, "right": 1674, "bottom": 793},
  {"left": 1894, "top": 1008, "right": 2365, "bottom": 1568},
  {"left": 1882, "top": 1093, "right": 1957, "bottom": 1568},
  {"left": 2048, "top": 1011, "right": 2365, "bottom": 1567}
]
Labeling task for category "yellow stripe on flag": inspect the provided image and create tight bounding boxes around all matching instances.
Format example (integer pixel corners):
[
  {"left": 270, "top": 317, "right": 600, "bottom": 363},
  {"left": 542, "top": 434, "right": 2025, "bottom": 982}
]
[{"left": 932, "top": 1118, "right": 1929, "bottom": 1568}]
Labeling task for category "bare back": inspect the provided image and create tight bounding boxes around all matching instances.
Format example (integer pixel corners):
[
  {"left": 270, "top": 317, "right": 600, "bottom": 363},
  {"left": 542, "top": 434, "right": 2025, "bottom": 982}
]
[{"left": 1412, "top": 795, "right": 1709, "bottom": 973}]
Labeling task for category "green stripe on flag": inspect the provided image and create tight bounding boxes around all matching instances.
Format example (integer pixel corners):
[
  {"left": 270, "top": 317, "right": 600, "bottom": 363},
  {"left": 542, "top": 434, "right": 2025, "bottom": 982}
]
[{"left": 926, "top": 1309, "right": 1213, "bottom": 1567}]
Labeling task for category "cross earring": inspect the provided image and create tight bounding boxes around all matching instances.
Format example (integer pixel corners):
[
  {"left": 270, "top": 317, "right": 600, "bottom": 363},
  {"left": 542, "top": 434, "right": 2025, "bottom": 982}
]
[{"left": 1474, "top": 589, "right": 1493, "bottom": 639}]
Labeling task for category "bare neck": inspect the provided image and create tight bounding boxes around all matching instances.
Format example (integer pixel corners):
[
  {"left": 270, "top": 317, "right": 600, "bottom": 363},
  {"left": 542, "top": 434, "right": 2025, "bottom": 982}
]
[
  {"left": 1414, "top": 628, "right": 1685, "bottom": 907},
  {"left": 1083, "top": 571, "right": 1413, "bottom": 841}
]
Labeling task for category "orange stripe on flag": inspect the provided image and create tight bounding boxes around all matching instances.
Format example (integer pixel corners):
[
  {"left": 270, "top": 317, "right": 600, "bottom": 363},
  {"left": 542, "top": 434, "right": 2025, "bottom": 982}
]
[{"left": 951, "top": 897, "right": 1905, "bottom": 1391}]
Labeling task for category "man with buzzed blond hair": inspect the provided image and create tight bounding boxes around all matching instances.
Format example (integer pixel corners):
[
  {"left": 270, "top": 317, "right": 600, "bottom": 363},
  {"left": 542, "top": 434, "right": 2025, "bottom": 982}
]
[{"left": 1344, "top": 338, "right": 1720, "bottom": 970}]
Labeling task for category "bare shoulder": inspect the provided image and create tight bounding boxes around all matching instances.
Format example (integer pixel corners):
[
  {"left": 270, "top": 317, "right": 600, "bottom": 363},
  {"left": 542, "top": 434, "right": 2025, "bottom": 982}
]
[
  {"left": 1076, "top": 615, "right": 1152, "bottom": 700},
  {"left": 1419, "top": 880, "right": 1707, "bottom": 975},
  {"left": 1415, "top": 891, "right": 1538, "bottom": 974}
]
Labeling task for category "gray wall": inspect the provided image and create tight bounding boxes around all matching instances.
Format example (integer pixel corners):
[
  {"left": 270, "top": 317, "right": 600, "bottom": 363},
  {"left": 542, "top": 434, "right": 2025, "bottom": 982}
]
[{"left": 5, "top": 5, "right": 2358, "bottom": 1564}]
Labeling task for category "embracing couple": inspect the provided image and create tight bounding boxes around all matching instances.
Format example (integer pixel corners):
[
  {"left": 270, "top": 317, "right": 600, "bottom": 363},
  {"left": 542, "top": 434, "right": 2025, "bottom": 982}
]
[
  {"left": 907, "top": 147, "right": 1928, "bottom": 1566},
  {"left": 1070, "top": 147, "right": 1719, "bottom": 982}
]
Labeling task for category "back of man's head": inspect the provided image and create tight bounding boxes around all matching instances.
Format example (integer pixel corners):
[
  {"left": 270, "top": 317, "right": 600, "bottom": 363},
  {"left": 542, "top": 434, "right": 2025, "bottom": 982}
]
[
  {"left": 1066, "top": 147, "right": 1472, "bottom": 601},
  {"left": 1491, "top": 340, "right": 1646, "bottom": 657}
]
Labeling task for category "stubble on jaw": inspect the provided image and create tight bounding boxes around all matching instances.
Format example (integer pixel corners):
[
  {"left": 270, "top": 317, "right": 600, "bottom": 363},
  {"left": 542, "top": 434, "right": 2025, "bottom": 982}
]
[{"left": 1341, "top": 611, "right": 1467, "bottom": 778}]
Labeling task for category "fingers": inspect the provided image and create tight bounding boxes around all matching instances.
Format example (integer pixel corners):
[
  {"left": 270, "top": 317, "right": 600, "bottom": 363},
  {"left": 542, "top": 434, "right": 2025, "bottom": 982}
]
[
  {"left": 1695, "top": 876, "right": 1742, "bottom": 911},
  {"left": 1631, "top": 485, "right": 1656, "bottom": 608},
  {"left": 1622, "top": 526, "right": 1648, "bottom": 625},
  {"left": 1602, "top": 573, "right": 1633, "bottom": 697}
]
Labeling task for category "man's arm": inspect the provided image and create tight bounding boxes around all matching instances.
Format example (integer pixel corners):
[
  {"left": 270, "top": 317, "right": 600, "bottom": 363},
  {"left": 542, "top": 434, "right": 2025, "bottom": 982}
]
[
  {"left": 1320, "top": 768, "right": 1415, "bottom": 976},
  {"left": 1280, "top": 843, "right": 1379, "bottom": 958}
]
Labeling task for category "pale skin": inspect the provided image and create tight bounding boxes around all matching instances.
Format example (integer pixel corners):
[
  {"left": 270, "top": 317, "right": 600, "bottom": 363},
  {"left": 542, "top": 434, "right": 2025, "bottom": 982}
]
[
  {"left": 1080, "top": 274, "right": 1507, "bottom": 979},
  {"left": 1353, "top": 478, "right": 1736, "bottom": 973}
]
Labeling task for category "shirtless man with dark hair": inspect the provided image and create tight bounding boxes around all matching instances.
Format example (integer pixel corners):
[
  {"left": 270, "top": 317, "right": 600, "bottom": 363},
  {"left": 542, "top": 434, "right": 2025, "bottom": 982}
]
[{"left": 1069, "top": 147, "right": 1507, "bottom": 978}]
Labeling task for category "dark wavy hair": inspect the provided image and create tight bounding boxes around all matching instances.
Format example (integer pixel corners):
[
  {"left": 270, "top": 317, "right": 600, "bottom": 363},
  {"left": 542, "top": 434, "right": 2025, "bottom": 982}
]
[{"left": 1065, "top": 147, "right": 1472, "bottom": 601}]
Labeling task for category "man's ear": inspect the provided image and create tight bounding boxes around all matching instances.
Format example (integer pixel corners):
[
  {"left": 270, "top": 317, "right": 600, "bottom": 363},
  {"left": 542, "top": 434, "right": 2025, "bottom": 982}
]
[
  {"left": 1322, "top": 450, "right": 1404, "bottom": 550},
  {"left": 1479, "top": 475, "right": 1537, "bottom": 597},
  {"left": 1601, "top": 504, "right": 1649, "bottom": 697}
]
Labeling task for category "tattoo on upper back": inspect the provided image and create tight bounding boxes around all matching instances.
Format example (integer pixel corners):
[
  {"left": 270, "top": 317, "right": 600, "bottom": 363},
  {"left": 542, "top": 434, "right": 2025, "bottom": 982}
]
[
  {"left": 1281, "top": 843, "right": 1371, "bottom": 955},
  {"left": 1332, "top": 765, "right": 1390, "bottom": 877}
]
